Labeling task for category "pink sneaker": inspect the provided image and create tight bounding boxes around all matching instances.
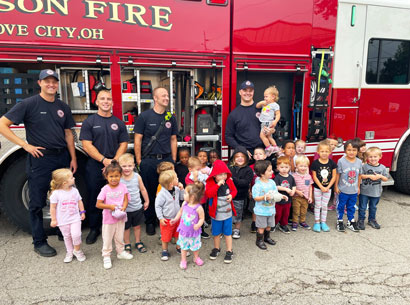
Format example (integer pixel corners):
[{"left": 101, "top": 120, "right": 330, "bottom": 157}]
[
  {"left": 180, "top": 260, "right": 187, "bottom": 270},
  {"left": 271, "top": 145, "right": 281, "bottom": 154},
  {"left": 328, "top": 204, "right": 336, "bottom": 211},
  {"left": 193, "top": 257, "right": 204, "bottom": 266}
]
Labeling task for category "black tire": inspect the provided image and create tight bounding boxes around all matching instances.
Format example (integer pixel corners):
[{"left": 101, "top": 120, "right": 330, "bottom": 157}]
[
  {"left": 393, "top": 137, "right": 410, "bottom": 194},
  {"left": 0, "top": 155, "right": 88, "bottom": 234}
]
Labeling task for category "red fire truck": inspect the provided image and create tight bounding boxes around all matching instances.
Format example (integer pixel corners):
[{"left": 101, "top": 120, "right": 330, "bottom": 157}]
[{"left": 0, "top": 0, "right": 409, "bottom": 232}]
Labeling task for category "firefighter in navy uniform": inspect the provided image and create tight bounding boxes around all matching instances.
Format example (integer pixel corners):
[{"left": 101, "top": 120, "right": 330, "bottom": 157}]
[
  {"left": 134, "top": 87, "right": 177, "bottom": 236},
  {"left": 0, "top": 69, "right": 77, "bottom": 257},
  {"left": 79, "top": 89, "right": 128, "bottom": 244}
]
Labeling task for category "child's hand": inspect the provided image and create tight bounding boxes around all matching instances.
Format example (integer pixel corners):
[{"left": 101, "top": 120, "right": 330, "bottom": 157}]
[
  {"left": 289, "top": 190, "right": 296, "bottom": 197},
  {"left": 308, "top": 197, "right": 313, "bottom": 204},
  {"left": 226, "top": 194, "right": 232, "bottom": 202},
  {"left": 370, "top": 175, "right": 378, "bottom": 181},
  {"left": 170, "top": 218, "right": 177, "bottom": 225},
  {"left": 193, "top": 223, "right": 201, "bottom": 231},
  {"left": 217, "top": 179, "right": 225, "bottom": 186},
  {"left": 335, "top": 186, "right": 340, "bottom": 194},
  {"left": 110, "top": 205, "right": 116, "bottom": 211},
  {"left": 375, "top": 174, "right": 383, "bottom": 180},
  {"left": 285, "top": 188, "right": 292, "bottom": 194},
  {"left": 160, "top": 219, "right": 167, "bottom": 226},
  {"left": 50, "top": 220, "right": 57, "bottom": 227},
  {"left": 81, "top": 213, "right": 86, "bottom": 221},
  {"left": 143, "top": 202, "right": 149, "bottom": 211},
  {"left": 178, "top": 182, "right": 184, "bottom": 190},
  {"left": 282, "top": 195, "right": 288, "bottom": 202},
  {"left": 200, "top": 168, "right": 208, "bottom": 174},
  {"left": 320, "top": 186, "right": 327, "bottom": 193},
  {"left": 120, "top": 206, "right": 126, "bottom": 212},
  {"left": 265, "top": 193, "right": 272, "bottom": 201}
]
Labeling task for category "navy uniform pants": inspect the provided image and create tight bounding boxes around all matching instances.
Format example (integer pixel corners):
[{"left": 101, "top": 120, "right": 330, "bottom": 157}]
[
  {"left": 26, "top": 150, "right": 70, "bottom": 247},
  {"left": 139, "top": 156, "right": 174, "bottom": 225},
  {"left": 85, "top": 158, "right": 106, "bottom": 230}
]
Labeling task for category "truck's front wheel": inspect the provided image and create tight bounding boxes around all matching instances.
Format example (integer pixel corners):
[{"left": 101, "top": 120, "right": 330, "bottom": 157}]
[{"left": 393, "top": 137, "right": 410, "bottom": 195}]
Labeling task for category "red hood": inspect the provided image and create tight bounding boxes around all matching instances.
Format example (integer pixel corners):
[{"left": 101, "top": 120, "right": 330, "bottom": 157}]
[{"left": 207, "top": 160, "right": 232, "bottom": 182}]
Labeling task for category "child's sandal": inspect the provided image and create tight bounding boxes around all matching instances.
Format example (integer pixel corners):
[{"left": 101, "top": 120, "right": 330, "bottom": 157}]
[
  {"left": 135, "top": 242, "right": 147, "bottom": 253},
  {"left": 124, "top": 244, "right": 132, "bottom": 254}
]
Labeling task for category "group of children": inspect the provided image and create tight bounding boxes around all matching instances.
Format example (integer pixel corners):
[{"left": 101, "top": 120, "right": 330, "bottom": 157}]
[{"left": 48, "top": 136, "right": 388, "bottom": 269}]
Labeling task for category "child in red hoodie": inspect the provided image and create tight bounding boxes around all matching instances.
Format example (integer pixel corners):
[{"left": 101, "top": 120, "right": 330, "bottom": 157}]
[{"left": 205, "top": 160, "right": 237, "bottom": 264}]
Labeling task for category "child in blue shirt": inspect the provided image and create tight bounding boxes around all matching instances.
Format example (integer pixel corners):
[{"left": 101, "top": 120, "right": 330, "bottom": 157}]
[{"left": 252, "top": 160, "right": 287, "bottom": 250}]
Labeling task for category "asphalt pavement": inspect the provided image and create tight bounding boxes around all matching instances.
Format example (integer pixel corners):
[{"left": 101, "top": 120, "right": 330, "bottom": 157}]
[{"left": 1, "top": 188, "right": 410, "bottom": 305}]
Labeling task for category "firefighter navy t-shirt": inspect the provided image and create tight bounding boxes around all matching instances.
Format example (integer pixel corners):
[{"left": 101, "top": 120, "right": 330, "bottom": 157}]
[
  {"left": 80, "top": 114, "right": 129, "bottom": 158},
  {"left": 134, "top": 109, "right": 178, "bottom": 155},
  {"left": 5, "top": 94, "right": 75, "bottom": 149},
  {"left": 274, "top": 174, "right": 296, "bottom": 205}
]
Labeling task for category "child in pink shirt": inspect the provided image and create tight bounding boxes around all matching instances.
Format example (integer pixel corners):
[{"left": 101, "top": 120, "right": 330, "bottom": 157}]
[
  {"left": 96, "top": 161, "right": 133, "bottom": 269},
  {"left": 50, "top": 168, "right": 86, "bottom": 263}
]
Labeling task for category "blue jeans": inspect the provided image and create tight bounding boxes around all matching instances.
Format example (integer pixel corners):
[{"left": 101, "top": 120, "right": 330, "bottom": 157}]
[
  {"left": 337, "top": 192, "right": 357, "bottom": 221},
  {"left": 358, "top": 194, "right": 380, "bottom": 221}
]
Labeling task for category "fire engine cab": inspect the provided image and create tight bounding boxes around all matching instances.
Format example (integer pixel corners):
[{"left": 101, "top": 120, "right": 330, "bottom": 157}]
[{"left": 0, "top": 0, "right": 409, "bottom": 232}]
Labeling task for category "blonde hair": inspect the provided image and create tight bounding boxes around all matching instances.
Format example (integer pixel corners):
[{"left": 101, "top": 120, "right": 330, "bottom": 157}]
[
  {"left": 264, "top": 86, "right": 279, "bottom": 102},
  {"left": 295, "top": 155, "right": 310, "bottom": 166},
  {"left": 295, "top": 139, "right": 306, "bottom": 147},
  {"left": 185, "top": 182, "right": 205, "bottom": 203},
  {"left": 157, "top": 161, "right": 175, "bottom": 174},
  {"left": 317, "top": 140, "right": 331, "bottom": 152},
  {"left": 50, "top": 168, "right": 72, "bottom": 192},
  {"left": 366, "top": 147, "right": 382, "bottom": 157},
  {"left": 119, "top": 153, "right": 134, "bottom": 164},
  {"left": 159, "top": 170, "right": 177, "bottom": 187},
  {"left": 188, "top": 156, "right": 201, "bottom": 169}
]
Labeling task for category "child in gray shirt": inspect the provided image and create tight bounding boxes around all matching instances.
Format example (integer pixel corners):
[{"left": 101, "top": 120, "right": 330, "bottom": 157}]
[
  {"left": 358, "top": 147, "right": 388, "bottom": 230},
  {"left": 335, "top": 140, "right": 362, "bottom": 232}
]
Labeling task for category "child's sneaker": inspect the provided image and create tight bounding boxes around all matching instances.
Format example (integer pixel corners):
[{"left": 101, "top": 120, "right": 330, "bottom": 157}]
[
  {"left": 176, "top": 247, "right": 191, "bottom": 257},
  {"left": 279, "top": 225, "right": 290, "bottom": 234},
  {"left": 320, "top": 222, "right": 330, "bottom": 232},
  {"left": 117, "top": 251, "right": 133, "bottom": 260},
  {"left": 161, "top": 250, "right": 170, "bottom": 261},
  {"left": 250, "top": 221, "right": 257, "bottom": 233},
  {"left": 346, "top": 220, "right": 359, "bottom": 232},
  {"left": 73, "top": 249, "right": 86, "bottom": 262},
  {"left": 209, "top": 248, "right": 220, "bottom": 260},
  {"left": 265, "top": 146, "right": 273, "bottom": 157},
  {"left": 193, "top": 257, "right": 204, "bottom": 266},
  {"left": 64, "top": 252, "right": 73, "bottom": 263},
  {"left": 271, "top": 224, "right": 278, "bottom": 232},
  {"left": 368, "top": 219, "right": 381, "bottom": 229},
  {"left": 103, "top": 257, "right": 112, "bottom": 269},
  {"left": 299, "top": 222, "right": 311, "bottom": 230},
  {"left": 224, "top": 251, "right": 233, "bottom": 264},
  {"left": 232, "top": 229, "right": 241, "bottom": 239},
  {"left": 271, "top": 145, "right": 281, "bottom": 154},
  {"left": 201, "top": 231, "right": 210, "bottom": 239},
  {"left": 312, "top": 223, "right": 321, "bottom": 232},
  {"left": 291, "top": 222, "right": 298, "bottom": 231},
  {"left": 179, "top": 260, "right": 187, "bottom": 270},
  {"left": 337, "top": 220, "right": 345, "bottom": 232},
  {"left": 328, "top": 204, "right": 336, "bottom": 211},
  {"left": 357, "top": 219, "right": 365, "bottom": 230}
]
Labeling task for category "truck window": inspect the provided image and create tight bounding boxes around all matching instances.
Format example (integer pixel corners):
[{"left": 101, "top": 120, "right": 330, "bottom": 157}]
[{"left": 366, "top": 38, "right": 410, "bottom": 85}]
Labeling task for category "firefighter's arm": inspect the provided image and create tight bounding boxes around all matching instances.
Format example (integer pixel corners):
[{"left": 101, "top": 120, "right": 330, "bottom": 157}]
[
  {"left": 170, "top": 135, "right": 177, "bottom": 162},
  {"left": 81, "top": 140, "right": 107, "bottom": 164},
  {"left": 134, "top": 133, "right": 143, "bottom": 166},
  {"left": 65, "top": 129, "right": 77, "bottom": 174},
  {"left": 113, "top": 142, "right": 128, "bottom": 161},
  {"left": 0, "top": 116, "right": 45, "bottom": 158}
]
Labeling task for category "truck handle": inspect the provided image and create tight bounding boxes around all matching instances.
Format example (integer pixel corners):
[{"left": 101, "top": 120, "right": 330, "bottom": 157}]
[{"left": 353, "top": 61, "right": 362, "bottom": 104}]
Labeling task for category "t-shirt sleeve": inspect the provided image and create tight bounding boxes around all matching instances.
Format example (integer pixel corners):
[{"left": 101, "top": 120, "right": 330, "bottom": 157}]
[
  {"left": 270, "top": 180, "right": 278, "bottom": 191},
  {"left": 273, "top": 103, "right": 280, "bottom": 112},
  {"left": 4, "top": 101, "right": 28, "bottom": 125},
  {"left": 63, "top": 104, "right": 75, "bottom": 129},
  {"left": 118, "top": 121, "right": 130, "bottom": 143},
  {"left": 382, "top": 165, "right": 388, "bottom": 177},
  {"left": 337, "top": 160, "right": 343, "bottom": 174},
  {"left": 171, "top": 116, "right": 178, "bottom": 136},
  {"left": 252, "top": 183, "right": 262, "bottom": 198},
  {"left": 74, "top": 188, "right": 82, "bottom": 201},
  {"left": 309, "top": 174, "right": 313, "bottom": 185},
  {"left": 49, "top": 191, "right": 58, "bottom": 204},
  {"left": 311, "top": 160, "right": 318, "bottom": 173},
  {"left": 97, "top": 186, "right": 106, "bottom": 201},
  {"left": 79, "top": 117, "right": 93, "bottom": 141},
  {"left": 133, "top": 114, "right": 145, "bottom": 135},
  {"left": 290, "top": 176, "right": 296, "bottom": 188},
  {"left": 331, "top": 159, "right": 337, "bottom": 170}
]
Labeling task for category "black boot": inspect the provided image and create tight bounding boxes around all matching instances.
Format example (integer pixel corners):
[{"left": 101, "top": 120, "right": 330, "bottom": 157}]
[
  {"left": 256, "top": 233, "right": 267, "bottom": 250},
  {"left": 264, "top": 230, "right": 276, "bottom": 245}
]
